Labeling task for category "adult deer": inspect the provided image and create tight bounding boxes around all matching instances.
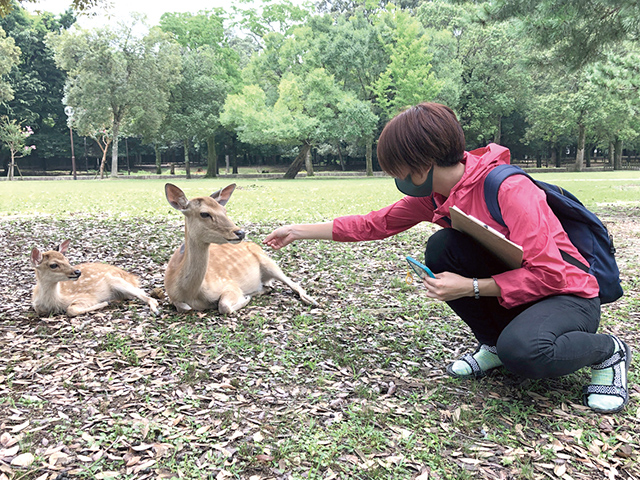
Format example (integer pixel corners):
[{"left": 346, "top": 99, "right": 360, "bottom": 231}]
[
  {"left": 31, "top": 240, "right": 160, "bottom": 317},
  {"left": 164, "top": 183, "right": 318, "bottom": 314}
]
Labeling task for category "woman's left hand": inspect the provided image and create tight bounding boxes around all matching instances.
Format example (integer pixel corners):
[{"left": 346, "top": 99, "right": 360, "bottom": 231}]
[{"left": 422, "top": 271, "right": 474, "bottom": 301}]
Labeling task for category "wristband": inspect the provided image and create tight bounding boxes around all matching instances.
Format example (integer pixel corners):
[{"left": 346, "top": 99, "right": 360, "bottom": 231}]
[{"left": 473, "top": 278, "right": 480, "bottom": 299}]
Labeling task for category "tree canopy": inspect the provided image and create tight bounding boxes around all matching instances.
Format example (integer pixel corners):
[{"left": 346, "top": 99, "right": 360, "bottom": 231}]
[
  {"left": 48, "top": 18, "right": 181, "bottom": 177},
  {"left": 1, "top": 0, "right": 639, "bottom": 177}
]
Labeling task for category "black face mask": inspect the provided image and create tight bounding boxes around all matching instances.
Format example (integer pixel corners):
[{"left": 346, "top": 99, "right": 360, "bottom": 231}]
[{"left": 394, "top": 167, "right": 434, "bottom": 197}]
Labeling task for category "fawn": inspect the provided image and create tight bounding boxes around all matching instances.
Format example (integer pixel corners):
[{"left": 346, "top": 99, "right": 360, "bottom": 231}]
[
  {"left": 31, "top": 240, "right": 160, "bottom": 317},
  {"left": 164, "top": 183, "right": 318, "bottom": 314}
]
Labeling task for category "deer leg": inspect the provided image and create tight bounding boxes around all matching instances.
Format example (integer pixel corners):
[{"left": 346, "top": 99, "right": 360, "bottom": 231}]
[
  {"left": 262, "top": 261, "right": 318, "bottom": 306},
  {"left": 174, "top": 302, "right": 192, "bottom": 312},
  {"left": 218, "top": 287, "right": 252, "bottom": 314},
  {"left": 110, "top": 278, "right": 160, "bottom": 315},
  {"left": 67, "top": 301, "right": 110, "bottom": 317}
]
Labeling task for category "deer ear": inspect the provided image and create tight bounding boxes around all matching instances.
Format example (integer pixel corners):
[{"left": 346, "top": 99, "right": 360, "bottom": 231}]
[
  {"left": 30, "top": 247, "right": 43, "bottom": 267},
  {"left": 210, "top": 184, "right": 236, "bottom": 206},
  {"left": 57, "top": 239, "right": 70, "bottom": 254},
  {"left": 165, "top": 183, "right": 190, "bottom": 210}
]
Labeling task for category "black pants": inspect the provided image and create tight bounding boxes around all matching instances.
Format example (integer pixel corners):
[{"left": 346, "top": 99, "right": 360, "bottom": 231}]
[{"left": 425, "top": 228, "right": 613, "bottom": 379}]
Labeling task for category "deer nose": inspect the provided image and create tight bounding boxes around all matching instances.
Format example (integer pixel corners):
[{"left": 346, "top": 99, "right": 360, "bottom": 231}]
[
  {"left": 234, "top": 230, "right": 245, "bottom": 241},
  {"left": 74, "top": 270, "right": 82, "bottom": 277}
]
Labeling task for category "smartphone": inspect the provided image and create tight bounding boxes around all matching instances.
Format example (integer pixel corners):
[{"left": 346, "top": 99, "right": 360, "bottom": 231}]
[{"left": 406, "top": 256, "right": 436, "bottom": 279}]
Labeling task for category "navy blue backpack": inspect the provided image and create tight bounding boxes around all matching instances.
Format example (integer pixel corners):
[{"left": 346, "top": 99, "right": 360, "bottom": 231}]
[{"left": 484, "top": 165, "right": 623, "bottom": 304}]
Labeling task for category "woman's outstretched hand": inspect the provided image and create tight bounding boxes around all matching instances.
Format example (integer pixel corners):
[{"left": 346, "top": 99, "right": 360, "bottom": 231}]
[
  {"left": 263, "top": 222, "right": 334, "bottom": 250},
  {"left": 263, "top": 226, "right": 297, "bottom": 250}
]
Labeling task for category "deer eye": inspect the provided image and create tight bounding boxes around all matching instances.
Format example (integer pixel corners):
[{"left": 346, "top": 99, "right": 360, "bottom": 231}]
[
  {"left": 200, "top": 212, "right": 211, "bottom": 218},
  {"left": 50, "top": 263, "right": 58, "bottom": 269}
]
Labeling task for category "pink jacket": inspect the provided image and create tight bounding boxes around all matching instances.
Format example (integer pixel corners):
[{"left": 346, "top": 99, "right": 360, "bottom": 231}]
[{"left": 333, "top": 143, "right": 599, "bottom": 308}]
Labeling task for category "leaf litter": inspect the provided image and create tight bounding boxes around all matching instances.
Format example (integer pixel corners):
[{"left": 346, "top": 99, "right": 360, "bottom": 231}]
[{"left": 0, "top": 211, "right": 638, "bottom": 480}]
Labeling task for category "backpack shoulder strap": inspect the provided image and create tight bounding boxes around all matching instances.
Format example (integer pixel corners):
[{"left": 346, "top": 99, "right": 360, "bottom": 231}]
[{"left": 484, "top": 164, "right": 531, "bottom": 227}]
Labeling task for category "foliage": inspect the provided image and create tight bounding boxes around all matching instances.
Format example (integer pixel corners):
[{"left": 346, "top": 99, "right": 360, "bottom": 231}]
[
  {"left": 221, "top": 68, "right": 377, "bottom": 160},
  {"left": 231, "top": 0, "right": 313, "bottom": 42},
  {"left": 305, "top": 11, "right": 387, "bottom": 103},
  {"left": 0, "top": 26, "right": 19, "bottom": 103},
  {"left": 0, "top": 0, "right": 107, "bottom": 17},
  {"left": 487, "top": 0, "right": 640, "bottom": 69},
  {"left": 1, "top": 0, "right": 640, "bottom": 174},
  {"left": 373, "top": 6, "right": 442, "bottom": 121},
  {"left": 0, "top": 6, "right": 75, "bottom": 163},
  {"left": 158, "top": 10, "right": 242, "bottom": 177},
  {"left": 48, "top": 18, "right": 182, "bottom": 177},
  {"left": 0, "top": 115, "right": 35, "bottom": 179}
]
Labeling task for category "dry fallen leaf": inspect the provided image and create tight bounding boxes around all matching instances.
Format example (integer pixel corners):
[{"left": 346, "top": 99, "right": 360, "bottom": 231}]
[
  {"left": 48, "top": 451, "right": 69, "bottom": 467},
  {"left": 94, "top": 471, "right": 120, "bottom": 479},
  {"left": 10, "top": 421, "right": 29, "bottom": 433},
  {"left": 0, "top": 433, "right": 13, "bottom": 448},
  {"left": 10, "top": 452, "right": 34, "bottom": 467},
  {"left": 553, "top": 463, "right": 566, "bottom": 477},
  {"left": 0, "top": 445, "right": 19, "bottom": 458}
]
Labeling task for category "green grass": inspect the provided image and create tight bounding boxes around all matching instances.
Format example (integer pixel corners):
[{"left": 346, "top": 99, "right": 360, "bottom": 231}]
[{"left": 2, "top": 170, "right": 640, "bottom": 222}]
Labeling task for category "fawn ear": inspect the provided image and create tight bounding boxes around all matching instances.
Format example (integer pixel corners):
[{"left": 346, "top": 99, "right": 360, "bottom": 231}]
[
  {"left": 57, "top": 239, "right": 70, "bottom": 254},
  {"left": 210, "top": 184, "right": 236, "bottom": 206},
  {"left": 30, "top": 247, "right": 43, "bottom": 267},
  {"left": 165, "top": 183, "right": 190, "bottom": 210}
]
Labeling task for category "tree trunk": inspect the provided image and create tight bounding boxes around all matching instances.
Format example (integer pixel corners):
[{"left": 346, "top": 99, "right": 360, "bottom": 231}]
[
  {"left": 111, "top": 121, "right": 120, "bottom": 177},
  {"left": 7, "top": 152, "right": 14, "bottom": 180},
  {"left": 99, "top": 149, "right": 108, "bottom": 179},
  {"left": 125, "top": 137, "right": 130, "bottom": 175},
  {"left": 231, "top": 138, "right": 238, "bottom": 174},
  {"left": 366, "top": 140, "right": 373, "bottom": 176},
  {"left": 614, "top": 137, "right": 623, "bottom": 170},
  {"left": 184, "top": 138, "right": 191, "bottom": 179},
  {"left": 98, "top": 138, "right": 111, "bottom": 179},
  {"left": 550, "top": 146, "right": 557, "bottom": 168},
  {"left": 337, "top": 143, "right": 345, "bottom": 171},
  {"left": 155, "top": 144, "right": 162, "bottom": 174},
  {"left": 494, "top": 116, "right": 502, "bottom": 144},
  {"left": 574, "top": 122, "right": 585, "bottom": 172},
  {"left": 205, "top": 135, "right": 217, "bottom": 178},
  {"left": 305, "top": 147, "right": 314, "bottom": 176},
  {"left": 608, "top": 141, "right": 614, "bottom": 166},
  {"left": 283, "top": 143, "right": 311, "bottom": 179}
]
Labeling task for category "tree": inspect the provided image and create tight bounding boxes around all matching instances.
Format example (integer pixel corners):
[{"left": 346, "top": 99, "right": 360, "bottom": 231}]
[
  {"left": 48, "top": 16, "right": 181, "bottom": 177},
  {"left": 1, "top": 6, "right": 76, "bottom": 168},
  {"left": 456, "top": 22, "right": 530, "bottom": 146},
  {"left": 0, "top": 26, "right": 19, "bottom": 103},
  {"left": 307, "top": 10, "right": 388, "bottom": 103},
  {"left": 587, "top": 46, "right": 640, "bottom": 169},
  {"left": 0, "top": 116, "right": 35, "bottom": 179},
  {"left": 373, "top": 6, "right": 442, "bottom": 122},
  {"left": 487, "top": 0, "right": 640, "bottom": 69},
  {"left": 160, "top": 10, "right": 241, "bottom": 178},
  {"left": 1, "top": 0, "right": 107, "bottom": 17},
  {"left": 221, "top": 68, "right": 377, "bottom": 178}
]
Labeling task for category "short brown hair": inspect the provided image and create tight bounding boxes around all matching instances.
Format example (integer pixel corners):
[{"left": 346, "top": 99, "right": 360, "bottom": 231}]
[{"left": 377, "top": 102, "right": 465, "bottom": 178}]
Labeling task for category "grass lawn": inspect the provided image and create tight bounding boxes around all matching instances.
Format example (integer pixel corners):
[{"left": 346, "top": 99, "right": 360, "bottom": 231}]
[{"left": 0, "top": 174, "right": 639, "bottom": 480}]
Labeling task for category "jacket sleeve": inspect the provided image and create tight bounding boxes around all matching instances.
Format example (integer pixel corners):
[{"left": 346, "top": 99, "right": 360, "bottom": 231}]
[
  {"left": 333, "top": 196, "right": 437, "bottom": 242},
  {"left": 490, "top": 176, "right": 585, "bottom": 307}
]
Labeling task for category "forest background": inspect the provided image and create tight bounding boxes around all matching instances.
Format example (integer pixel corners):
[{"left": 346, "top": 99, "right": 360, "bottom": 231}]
[{"left": 0, "top": 0, "right": 639, "bottom": 180}]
